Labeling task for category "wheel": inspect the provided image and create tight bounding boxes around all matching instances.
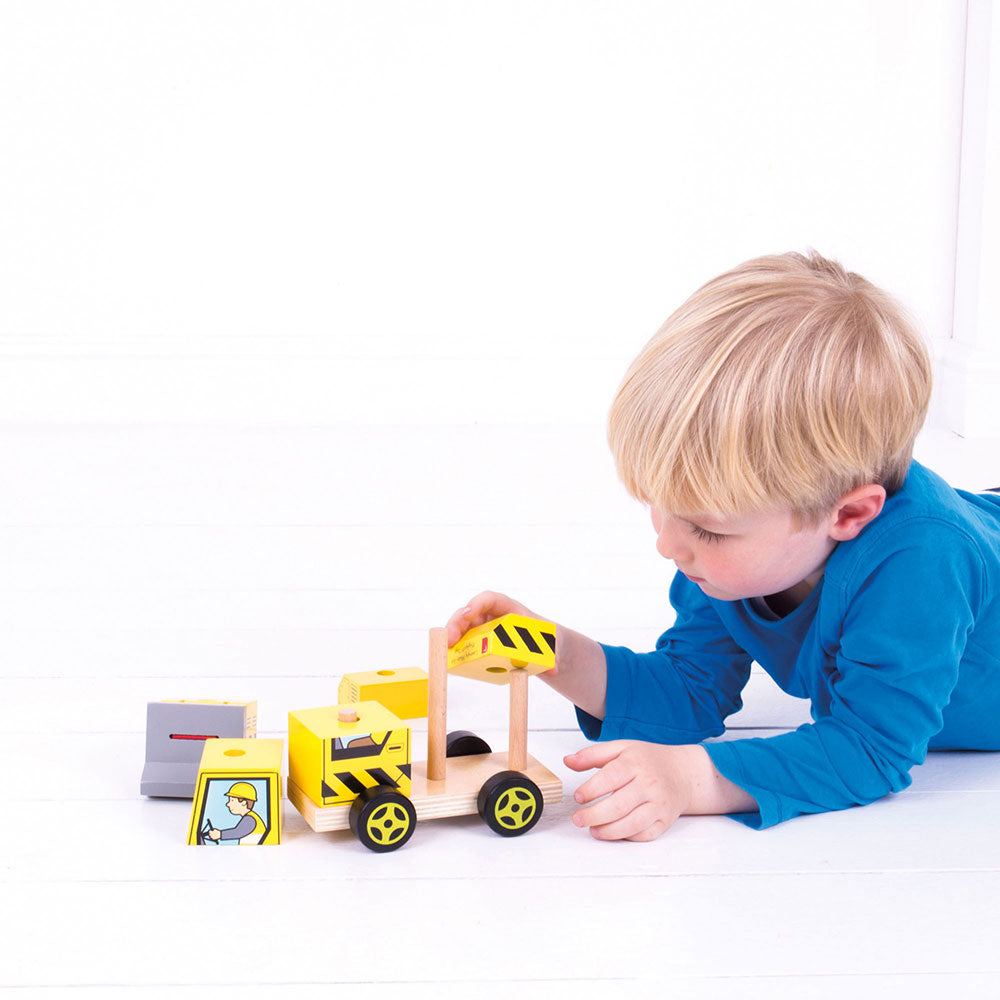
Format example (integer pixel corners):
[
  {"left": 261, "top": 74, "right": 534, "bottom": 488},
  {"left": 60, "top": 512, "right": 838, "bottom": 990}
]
[
  {"left": 446, "top": 730, "right": 492, "bottom": 757},
  {"left": 477, "top": 770, "right": 543, "bottom": 837},
  {"left": 349, "top": 786, "right": 417, "bottom": 853}
]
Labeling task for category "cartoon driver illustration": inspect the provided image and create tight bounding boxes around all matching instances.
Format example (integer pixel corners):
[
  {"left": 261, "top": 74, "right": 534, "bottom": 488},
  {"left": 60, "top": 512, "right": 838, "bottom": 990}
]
[{"left": 205, "top": 782, "right": 267, "bottom": 845}]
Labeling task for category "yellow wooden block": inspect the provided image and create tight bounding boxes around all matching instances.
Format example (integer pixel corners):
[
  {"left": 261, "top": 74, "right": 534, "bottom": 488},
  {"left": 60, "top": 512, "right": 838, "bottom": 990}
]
[
  {"left": 447, "top": 614, "right": 557, "bottom": 685},
  {"left": 288, "top": 702, "right": 411, "bottom": 808},
  {"left": 337, "top": 667, "right": 428, "bottom": 719},
  {"left": 186, "top": 738, "right": 283, "bottom": 846}
]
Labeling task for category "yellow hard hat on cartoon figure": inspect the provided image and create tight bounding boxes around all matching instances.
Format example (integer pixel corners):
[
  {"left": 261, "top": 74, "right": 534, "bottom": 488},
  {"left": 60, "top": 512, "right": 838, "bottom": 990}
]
[{"left": 224, "top": 782, "right": 257, "bottom": 802}]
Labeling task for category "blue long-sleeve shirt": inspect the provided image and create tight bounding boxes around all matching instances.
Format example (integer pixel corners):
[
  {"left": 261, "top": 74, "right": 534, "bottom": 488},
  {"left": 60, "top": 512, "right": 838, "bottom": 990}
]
[{"left": 578, "top": 462, "right": 1000, "bottom": 828}]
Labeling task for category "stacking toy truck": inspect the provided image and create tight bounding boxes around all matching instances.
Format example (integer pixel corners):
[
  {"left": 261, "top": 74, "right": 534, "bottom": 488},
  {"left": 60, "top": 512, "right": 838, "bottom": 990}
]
[{"left": 286, "top": 615, "right": 563, "bottom": 852}]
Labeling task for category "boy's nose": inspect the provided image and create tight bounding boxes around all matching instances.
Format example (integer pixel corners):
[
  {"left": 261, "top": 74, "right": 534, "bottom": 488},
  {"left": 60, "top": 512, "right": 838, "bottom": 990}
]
[{"left": 654, "top": 516, "right": 692, "bottom": 562}]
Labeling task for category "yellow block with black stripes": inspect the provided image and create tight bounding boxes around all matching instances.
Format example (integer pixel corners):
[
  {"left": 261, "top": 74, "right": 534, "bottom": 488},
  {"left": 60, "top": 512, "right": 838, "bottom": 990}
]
[
  {"left": 447, "top": 613, "right": 557, "bottom": 686},
  {"left": 288, "top": 702, "right": 411, "bottom": 808}
]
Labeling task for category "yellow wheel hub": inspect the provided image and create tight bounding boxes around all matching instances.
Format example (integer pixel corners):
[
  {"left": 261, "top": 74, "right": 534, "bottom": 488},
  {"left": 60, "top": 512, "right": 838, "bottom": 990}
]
[
  {"left": 493, "top": 787, "right": 537, "bottom": 831},
  {"left": 366, "top": 803, "right": 412, "bottom": 846}
]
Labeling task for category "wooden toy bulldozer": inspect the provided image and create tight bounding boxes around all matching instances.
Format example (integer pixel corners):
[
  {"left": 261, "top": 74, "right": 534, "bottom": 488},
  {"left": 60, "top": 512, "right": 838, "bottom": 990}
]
[{"left": 287, "top": 615, "right": 563, "bottom": 851}]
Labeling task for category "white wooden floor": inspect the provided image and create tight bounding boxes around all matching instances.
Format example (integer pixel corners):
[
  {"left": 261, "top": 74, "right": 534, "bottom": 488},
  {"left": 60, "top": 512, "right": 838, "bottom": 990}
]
[{"left": 3, "top": 424, "right": 999, "bottom": 997}]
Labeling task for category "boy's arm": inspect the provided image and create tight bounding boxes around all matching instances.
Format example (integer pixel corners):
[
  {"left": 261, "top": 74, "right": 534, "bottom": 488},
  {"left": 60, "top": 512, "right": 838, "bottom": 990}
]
[
  {"left": 447, "top": 580, "right": 754, "bottom": 744},
  {"left": 580, "top": 573, "right": 754, "bottom": 743},
  {"left": 704, "top": 527, "right": 987, "bottom": 830},
  {"left": 538, "top": 624, "right": 608, "bottom": 720}
]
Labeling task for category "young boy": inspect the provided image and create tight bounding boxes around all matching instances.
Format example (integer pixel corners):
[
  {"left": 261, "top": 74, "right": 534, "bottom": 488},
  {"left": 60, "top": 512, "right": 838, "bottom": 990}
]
[{"left": 446, "top": 251, "right": 1000, "bottom": 841}]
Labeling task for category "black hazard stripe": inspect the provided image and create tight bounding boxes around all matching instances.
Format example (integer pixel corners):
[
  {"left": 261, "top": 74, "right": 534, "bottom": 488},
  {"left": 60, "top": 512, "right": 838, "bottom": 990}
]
[
  {"left": 493, "top": 623, "right": 516, "bottom": 648},
  {"left": 368, "top": 767, "right": 403, "bottom": 789},
  {"left": 514, "top": 626, "right": 542, "bottom": 654},
  {"left": 334, "top": 766, "right": 408, "bottom": 795},
  {"left": 494, "top": 620, "right": 555, "bottom": 657},
  {"left": 335, "top": 771, "right": 366, "bottom": 795}
]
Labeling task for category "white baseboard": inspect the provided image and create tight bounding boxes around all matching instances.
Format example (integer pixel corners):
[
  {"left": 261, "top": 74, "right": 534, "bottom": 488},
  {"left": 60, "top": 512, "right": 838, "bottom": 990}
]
[{"left": 936, "top": 343, "right": 1000, "bottom": 439}]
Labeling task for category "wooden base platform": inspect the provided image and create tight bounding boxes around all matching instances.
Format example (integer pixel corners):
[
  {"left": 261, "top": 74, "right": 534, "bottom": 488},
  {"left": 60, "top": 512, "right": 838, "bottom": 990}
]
[{"left": 288, "top": 751, "right": 562, "bottom": 833}]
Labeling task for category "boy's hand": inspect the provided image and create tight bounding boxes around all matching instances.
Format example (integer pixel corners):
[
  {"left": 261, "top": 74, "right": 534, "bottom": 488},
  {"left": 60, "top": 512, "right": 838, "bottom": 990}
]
[
  {"left": 566, "top": 741, "right": 757, "bottom": 841},
  {"left": 445, "top": 591, "right": 609, "bottom": 717},
  {"left": 445, "top": 591, "right": 540, "bottom": 648},
  {"left": 566, "top": 741, "right": 696, "bottom": 841}
]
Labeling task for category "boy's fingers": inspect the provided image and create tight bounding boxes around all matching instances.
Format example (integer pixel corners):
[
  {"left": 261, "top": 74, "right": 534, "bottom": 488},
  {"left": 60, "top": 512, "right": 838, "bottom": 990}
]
[
  {"left": 573, "top": 759, "right": 631, "bottom": 804},
  {"left": 444, "top": 607, "right": 474, "bottom": 646},
  {"left": 625, "top": 823, "right": 667, "bottom": 843},
  {"left": 467, "top": 590, "right": 515, "bottom": 618},
  {"left": 564, "top": 741, "right": 626, "bottom": 773},
  {"left": 444, "top": 591, "right": 518, "bottom": 646},
  {"left": 589, "top": 805, "right": 666, "bottom": 842},
  {"left": 444, "top": 602, "right": 490, "bottom": 646},
  {"left": 576, "top": 796, "right": 673, "bottom": 842},
  {"left": 573, "top": 784, "right": 639, "bottom": 829}
]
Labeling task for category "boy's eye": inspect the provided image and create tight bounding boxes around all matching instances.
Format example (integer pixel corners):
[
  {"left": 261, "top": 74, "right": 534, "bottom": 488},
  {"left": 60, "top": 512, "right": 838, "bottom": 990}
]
[{"left": 689, "top": 524, "right": 725, "bottom": 544}]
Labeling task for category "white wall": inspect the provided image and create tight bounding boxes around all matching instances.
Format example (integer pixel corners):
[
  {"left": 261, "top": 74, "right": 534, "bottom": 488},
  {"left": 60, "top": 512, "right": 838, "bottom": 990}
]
[
  {"left": 942, "top": 0, "right": 1000, "bottom": 437},
  {"left": 0, "top": 2, "right": 979, "bottom": 701},
  {"left": 0, "top": 1, "right": 967, "bottom": 423}
]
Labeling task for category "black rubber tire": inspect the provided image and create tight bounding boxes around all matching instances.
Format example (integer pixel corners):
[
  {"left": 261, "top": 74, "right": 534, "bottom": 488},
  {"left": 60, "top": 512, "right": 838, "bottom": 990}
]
[
  {"left": 348, "top": 785, "right": 417, "bottom": 853},
  {"left": 476, "top": 770, "right": 543, "bottom": 837},
  {"left": 446, "top": 730, "right": 492, "bottom": 757}
]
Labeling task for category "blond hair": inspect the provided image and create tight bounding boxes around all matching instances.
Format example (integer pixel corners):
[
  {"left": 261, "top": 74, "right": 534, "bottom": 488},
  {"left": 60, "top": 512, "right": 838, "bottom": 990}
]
[{"left": 608, "top": 251, "right": 932, "bottom": 522}]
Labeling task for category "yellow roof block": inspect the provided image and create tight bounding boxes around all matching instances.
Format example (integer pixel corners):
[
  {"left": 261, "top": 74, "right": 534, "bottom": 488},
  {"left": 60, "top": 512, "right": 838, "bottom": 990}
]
[
  {"left": 447, "top": 614, "right": 557, "bottom": 685},
  {"left": 197, "top": 738, "right": 284, "bottom": 773}
]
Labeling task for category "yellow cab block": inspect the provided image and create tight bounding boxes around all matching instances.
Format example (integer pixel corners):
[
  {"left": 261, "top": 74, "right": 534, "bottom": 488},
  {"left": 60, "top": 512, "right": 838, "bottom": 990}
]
[
  {"left": 338, "top": 667, "right": 429, "bottom": 719},
  {"left": 447, "top": 614, "right": 557, "bottom": 685},
  {"left": 186, "top": 738, "right": 283, "bottom": 846},
  {"left": 288, "top": 701, "right": 411, "bottom": 808}
]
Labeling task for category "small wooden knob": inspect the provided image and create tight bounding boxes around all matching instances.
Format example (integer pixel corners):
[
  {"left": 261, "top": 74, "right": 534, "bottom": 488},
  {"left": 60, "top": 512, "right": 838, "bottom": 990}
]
[{"left": 338, "top": 708, "right": 359, "bottom": 724}]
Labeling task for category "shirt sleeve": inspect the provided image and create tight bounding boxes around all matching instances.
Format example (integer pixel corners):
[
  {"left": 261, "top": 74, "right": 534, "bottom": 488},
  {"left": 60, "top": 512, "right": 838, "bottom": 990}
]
[
  {"left": 705, "top": 523, "right": 986, "bottom": 829},
  {"left": 576, "top": 572, "right": 753, "bottom": 743},
  {"left": 216, "top": 814, "right": 256, "bottom": 841}
]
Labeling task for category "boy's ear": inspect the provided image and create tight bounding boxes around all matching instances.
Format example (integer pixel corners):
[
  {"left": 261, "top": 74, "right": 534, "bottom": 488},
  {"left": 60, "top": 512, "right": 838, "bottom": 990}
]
[{"left": 829, "top": 484, "right": 886, "bottom": 541}]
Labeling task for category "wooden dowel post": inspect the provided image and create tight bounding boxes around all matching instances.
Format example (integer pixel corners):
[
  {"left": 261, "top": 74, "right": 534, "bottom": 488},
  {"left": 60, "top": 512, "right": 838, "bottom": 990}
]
[
  {"left": 508, "top": 668, "right": 529, "bottom": 771},
  {"left": 427, "top": 627, "right": 448, "bottom": 781}
]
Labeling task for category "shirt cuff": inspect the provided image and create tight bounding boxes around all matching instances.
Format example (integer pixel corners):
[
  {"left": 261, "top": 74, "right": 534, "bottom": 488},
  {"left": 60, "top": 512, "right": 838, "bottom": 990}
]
[
  {"left": 572, "top": 643, "right": 636, "bottom": 741},
  {"left": 703, "top": 740, "right": 778, "bottom": 830}
]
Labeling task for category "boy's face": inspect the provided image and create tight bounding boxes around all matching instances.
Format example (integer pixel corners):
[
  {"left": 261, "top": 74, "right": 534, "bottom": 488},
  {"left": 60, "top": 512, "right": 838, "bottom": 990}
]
[{"left": 650, "top": 506, "right": 838, "bottom": 605}]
